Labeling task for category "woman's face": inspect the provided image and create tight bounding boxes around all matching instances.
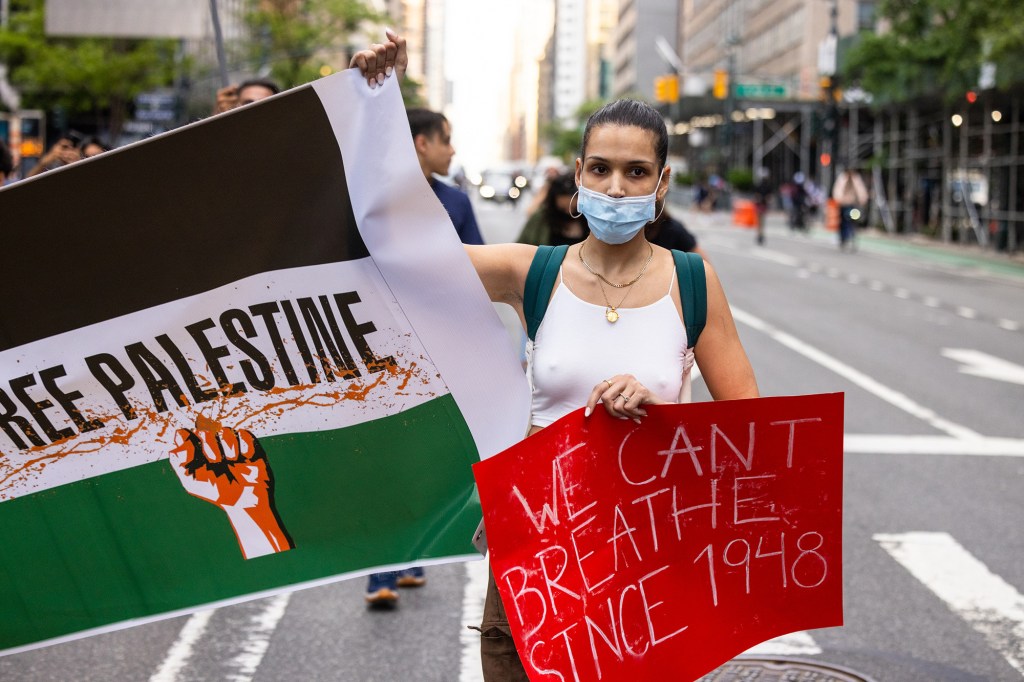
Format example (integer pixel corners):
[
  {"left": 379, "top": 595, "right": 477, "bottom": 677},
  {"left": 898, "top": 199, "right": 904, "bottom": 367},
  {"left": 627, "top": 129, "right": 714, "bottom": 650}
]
[{"left": 576, "top": 124, "right": 668, "bottom": 200}]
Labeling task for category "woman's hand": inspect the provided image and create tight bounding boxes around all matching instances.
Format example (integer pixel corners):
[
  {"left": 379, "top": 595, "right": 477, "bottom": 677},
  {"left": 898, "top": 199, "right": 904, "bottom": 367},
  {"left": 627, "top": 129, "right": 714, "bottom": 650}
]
[
  {"left": 584, "top": 374, "right": 666, "bottom": 423},
  {"left": 348, "top": 29, "right": 408, "bottom": 89}
]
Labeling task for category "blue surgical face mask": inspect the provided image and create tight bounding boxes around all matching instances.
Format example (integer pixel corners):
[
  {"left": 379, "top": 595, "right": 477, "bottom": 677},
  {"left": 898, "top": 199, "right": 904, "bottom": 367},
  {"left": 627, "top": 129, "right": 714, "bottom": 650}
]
[{"left": 574, "top": 170, "right": 666, "bottom": 244}]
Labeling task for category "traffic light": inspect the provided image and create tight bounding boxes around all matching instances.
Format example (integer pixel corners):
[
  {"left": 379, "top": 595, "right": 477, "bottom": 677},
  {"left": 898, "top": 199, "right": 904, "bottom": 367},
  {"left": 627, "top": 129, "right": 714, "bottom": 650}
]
[
  {"left": 712, "top": 69, "right": 728, "bottom": 99},
  {"left": 18, "top": 111, "right": 45, "bottom": 159},
  {"left": 654, "top": 74, "right": 679, "bottom": 103}
]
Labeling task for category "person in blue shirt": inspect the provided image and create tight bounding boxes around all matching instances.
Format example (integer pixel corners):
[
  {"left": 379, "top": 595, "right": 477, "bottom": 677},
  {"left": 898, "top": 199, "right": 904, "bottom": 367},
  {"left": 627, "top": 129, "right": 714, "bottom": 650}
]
[
  {"left": 407, "top": 107, "right": 484, "bottom": 245},
  {"left": 364, "top": 107, "right": 483, "bottom": 607}
]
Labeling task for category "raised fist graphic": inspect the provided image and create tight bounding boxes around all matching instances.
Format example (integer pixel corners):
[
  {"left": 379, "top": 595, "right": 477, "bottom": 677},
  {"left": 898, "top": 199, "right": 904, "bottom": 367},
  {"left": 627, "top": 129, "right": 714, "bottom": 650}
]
[{"left": 170, "top": 427, "right": 294, "bottom": 559}]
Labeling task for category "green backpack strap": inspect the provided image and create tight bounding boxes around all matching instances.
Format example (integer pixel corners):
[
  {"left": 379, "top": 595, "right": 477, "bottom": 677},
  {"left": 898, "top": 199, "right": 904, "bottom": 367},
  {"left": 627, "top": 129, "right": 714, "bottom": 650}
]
[
  {"left": 524, "top": 244, "right": 569, "bottom": 341},
  {"left": 672, "top": 250, "right": 707, "bottom": 348}
]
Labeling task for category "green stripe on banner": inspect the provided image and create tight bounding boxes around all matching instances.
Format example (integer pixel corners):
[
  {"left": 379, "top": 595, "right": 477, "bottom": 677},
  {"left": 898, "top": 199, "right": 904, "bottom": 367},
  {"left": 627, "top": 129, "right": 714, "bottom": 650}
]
[{"left": 0, "top": 395, "right": 478, "bottom": 650}]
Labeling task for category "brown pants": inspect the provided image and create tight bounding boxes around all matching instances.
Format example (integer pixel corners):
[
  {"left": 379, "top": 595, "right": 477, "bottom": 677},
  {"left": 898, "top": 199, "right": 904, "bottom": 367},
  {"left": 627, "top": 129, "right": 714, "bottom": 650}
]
[{"left": 479, "top": 568, "right": 529, "bottom": 682}]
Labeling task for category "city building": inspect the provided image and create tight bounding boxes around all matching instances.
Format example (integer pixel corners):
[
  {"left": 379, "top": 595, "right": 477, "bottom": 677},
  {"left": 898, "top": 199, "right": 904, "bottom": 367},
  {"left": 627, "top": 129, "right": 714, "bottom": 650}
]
[{"left": 611, "top": 0, "right": 679, "bottom": 101}]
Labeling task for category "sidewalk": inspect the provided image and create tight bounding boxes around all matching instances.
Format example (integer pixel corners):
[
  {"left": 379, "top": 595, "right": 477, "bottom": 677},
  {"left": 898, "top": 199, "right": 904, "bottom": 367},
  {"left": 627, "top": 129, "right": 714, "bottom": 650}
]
[{"left": 674, "top": 205, "right": 1024, "bottom": 284}]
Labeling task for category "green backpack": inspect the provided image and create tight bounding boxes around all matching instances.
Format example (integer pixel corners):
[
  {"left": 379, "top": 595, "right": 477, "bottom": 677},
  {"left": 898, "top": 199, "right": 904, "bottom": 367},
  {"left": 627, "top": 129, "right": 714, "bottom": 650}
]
[{"left": 523, "top": 244, "right": 707, "bottom": 347}]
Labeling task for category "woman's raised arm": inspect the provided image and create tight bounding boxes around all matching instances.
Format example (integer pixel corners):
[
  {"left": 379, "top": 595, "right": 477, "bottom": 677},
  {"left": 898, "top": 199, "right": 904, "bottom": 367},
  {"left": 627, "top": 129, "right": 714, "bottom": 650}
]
[
  {"left": 348, "top": 29, "right": 408, "bottom": 89},
  {"left": 464, "top": 244, "right": 536, "bottom": 313}
]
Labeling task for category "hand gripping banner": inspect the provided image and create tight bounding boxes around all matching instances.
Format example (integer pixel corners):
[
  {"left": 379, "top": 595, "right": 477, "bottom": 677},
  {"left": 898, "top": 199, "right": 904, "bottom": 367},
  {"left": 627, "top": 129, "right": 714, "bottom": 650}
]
[
  {"left": 0, "top": 70, "right": 529, "bottom": 654},
  {"left": 474, "top": 394, "right": 844, "bottom": 681}
]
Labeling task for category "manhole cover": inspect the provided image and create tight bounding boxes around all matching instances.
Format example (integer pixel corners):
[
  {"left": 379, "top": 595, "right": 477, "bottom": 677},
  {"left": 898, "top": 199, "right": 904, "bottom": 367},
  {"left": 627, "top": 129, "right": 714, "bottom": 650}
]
[{"left": 699, "top": 656, "right": 878, "bottom": 681}]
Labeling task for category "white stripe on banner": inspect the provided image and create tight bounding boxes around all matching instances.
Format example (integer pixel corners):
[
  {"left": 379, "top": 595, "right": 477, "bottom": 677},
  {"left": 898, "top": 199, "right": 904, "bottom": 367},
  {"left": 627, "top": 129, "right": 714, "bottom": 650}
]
[
  {"left": 312, "top": 71, "right": 531, "bottom": 460},
  {"left": 875, "top": 532, "right": 1024, "bottom": 675},
  {"left": 0, "top": 260, "right": 445, "bottom": 501}
]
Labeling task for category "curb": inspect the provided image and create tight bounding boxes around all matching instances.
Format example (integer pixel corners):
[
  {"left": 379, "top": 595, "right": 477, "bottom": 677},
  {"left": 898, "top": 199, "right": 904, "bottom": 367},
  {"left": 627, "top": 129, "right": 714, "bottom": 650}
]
[{"left": 674, "top": 205, "right": 1024, "bottom": 283}]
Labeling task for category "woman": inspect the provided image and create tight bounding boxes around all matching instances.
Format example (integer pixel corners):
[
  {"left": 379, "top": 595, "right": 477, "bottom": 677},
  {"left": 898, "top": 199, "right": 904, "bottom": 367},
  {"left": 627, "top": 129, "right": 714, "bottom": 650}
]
[
  {"left": 516, "top": 170, "right": 589, "bottom": 246},
  {"left": 353, "top": 33, "right": 758, "bottom": 679}
]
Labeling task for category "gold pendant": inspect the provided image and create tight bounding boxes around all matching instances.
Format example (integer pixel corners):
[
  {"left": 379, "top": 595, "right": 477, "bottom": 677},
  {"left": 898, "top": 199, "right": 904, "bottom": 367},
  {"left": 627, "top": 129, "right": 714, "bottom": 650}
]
[{"left": 606, "top": 307, "right": 619, "bottom": 323}]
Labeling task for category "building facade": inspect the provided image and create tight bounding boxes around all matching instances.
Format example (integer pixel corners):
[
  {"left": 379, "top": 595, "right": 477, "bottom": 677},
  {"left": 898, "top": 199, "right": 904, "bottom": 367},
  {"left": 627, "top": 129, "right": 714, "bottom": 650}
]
[{"left": 611, "top": 0, "right": 679, "bottom": 101}]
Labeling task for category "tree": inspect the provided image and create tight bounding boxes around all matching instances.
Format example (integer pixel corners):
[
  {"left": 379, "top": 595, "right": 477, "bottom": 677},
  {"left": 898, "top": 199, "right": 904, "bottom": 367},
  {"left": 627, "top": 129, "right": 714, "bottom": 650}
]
[
  {"left": 241, "top": 0, "right": 385, "bottom": 89},
  {"left": 0, "top": 0, "right": 177, "bottom": 140},
  {"left": 543, "top": 99, "right": 607, "bottom": 162},
  {"left": 843, "top": 0, "right": 1024, "bottom": 104}
]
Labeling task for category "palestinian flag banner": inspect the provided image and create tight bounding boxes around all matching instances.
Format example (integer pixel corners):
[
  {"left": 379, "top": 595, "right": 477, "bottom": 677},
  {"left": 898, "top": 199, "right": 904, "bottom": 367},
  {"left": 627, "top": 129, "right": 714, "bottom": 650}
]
[{"left": 0, "top": 71, "right": 530, "bottom": 654}]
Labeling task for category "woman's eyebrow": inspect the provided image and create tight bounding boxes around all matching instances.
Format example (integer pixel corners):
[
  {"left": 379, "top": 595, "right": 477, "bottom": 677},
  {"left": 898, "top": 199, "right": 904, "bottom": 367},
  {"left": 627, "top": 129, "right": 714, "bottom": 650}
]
[{"left": 585, "top": 155, "right": 655, "bottom": 166}]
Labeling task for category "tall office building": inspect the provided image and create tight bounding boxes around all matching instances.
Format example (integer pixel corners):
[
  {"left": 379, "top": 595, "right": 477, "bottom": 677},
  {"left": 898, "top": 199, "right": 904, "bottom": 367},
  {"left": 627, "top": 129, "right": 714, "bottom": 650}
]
[
  {"left": 611, "top": 0, "right": 678, "bottom": 100},
  {"left": 384, "top": 0, "right": 447, "bottom": 110},
  {"left": 681, "top": 0, "right": 865, "bottom": 99},
  {"left": 552, "top": 0, "right": 588, "bottom": 123}
]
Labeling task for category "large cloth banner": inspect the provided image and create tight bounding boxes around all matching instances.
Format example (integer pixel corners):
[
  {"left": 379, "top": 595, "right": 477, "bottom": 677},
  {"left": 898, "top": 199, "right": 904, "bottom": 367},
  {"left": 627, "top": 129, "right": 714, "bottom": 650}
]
[
  {"left": 474, "top": 394, "right": 844, "bottom": 681},
  {"left": 0, "top": 71, "right": 530, "bottom": 654}
]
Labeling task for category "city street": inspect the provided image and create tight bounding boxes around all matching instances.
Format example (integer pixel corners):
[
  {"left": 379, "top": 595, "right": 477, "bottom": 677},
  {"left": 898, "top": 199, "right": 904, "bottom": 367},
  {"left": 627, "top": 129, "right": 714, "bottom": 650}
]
[{"left": 2, "top": 191, "right": 1022, "bottom": 681}]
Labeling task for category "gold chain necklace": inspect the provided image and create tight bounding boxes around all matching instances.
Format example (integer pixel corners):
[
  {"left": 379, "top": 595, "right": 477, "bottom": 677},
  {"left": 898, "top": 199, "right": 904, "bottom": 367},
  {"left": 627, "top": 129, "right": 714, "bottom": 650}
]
[
  {"left": 595, "top": 278, "right": 635, "bottom": 323},
  {"left": 578, "top": 241, "right": 654, "bottom": 323},
  {"left": 579, "top": 241, "right": 654, "bottom": 288}
]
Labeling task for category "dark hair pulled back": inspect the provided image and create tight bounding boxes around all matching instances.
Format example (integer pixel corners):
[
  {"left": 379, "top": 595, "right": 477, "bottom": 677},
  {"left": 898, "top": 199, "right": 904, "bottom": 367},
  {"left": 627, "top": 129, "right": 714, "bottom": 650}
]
[{"left": 580, "top": 99, "right": 668, "bottom": 170}]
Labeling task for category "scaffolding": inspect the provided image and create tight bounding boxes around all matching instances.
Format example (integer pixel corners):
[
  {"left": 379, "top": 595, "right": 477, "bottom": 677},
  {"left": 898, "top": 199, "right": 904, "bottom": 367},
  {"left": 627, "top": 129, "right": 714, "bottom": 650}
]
[{"left": 670, "top": 88, "right": 1024, "bottom": 253}]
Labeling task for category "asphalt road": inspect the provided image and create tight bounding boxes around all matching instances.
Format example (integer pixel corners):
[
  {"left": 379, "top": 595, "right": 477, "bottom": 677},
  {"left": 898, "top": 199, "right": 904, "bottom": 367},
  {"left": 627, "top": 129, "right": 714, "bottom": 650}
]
[{"left": 2, "top": 191, "right": 1022, "bottom": 681}]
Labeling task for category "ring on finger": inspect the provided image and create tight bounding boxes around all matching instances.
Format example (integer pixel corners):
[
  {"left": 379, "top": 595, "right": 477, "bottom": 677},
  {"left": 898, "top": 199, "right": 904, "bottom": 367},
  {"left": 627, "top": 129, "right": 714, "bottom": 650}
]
[
  {"left": 603, "top": 379, "right": 613, "bottom": 388},
  {"left": 619, "top": 393, "right": 631, "bottom": 401}
]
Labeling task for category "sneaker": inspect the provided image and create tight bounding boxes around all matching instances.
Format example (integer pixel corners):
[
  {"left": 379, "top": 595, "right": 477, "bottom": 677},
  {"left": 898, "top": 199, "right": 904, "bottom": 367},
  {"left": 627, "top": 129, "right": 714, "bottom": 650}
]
[
  {"left": 397, "top": 566, "right": 426, "bottom": 587},
  {"left": 366, "top": 571, "right": 399, "bottom": 607}
]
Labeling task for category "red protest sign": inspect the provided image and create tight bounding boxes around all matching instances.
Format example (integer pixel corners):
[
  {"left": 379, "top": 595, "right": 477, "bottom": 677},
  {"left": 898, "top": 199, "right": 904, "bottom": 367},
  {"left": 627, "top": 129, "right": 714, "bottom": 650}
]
[{"left": 473, "top": 394, "right": 844, "bottom": 682}]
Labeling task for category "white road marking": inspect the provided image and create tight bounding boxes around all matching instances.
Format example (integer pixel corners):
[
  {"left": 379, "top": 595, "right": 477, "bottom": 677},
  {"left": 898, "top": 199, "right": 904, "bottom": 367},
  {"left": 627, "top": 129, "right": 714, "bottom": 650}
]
[
  {"left": 731, "top": 306, "right": 982, "bottom": 440},
  {"left": 956, "top": 306, "right": 977, "bottom": 319},
  {"left": 459, "top": 558, "right": 490, "bottom": 682},
  {"left": 875, "top": 532, "right": 1024, "bottom": 676},
  {"left": 998, "top": 319, "right": 1021, "bottom": 331},
  {"left": 845, "top": 434, "right": 1024, "bottom": 457},
  {"left": 149, "top": 609, "right": 216, "bottom": 682},
  {"left": 942, "top": 348, "right": 1024, "bottom": 386},
  {"left": 924, "top": 296, "right": 941, "bottom": 308},
  {"left": 752, "top": 250, "right": 801, "bottom": 267},
  {"left": 149, "top": 594, "right": 290, "bottom": 682},
  {"left": 894, "top": 288, "right": 911, "bottom": 299},
  {"left": 869, "top": 280, "right": 885, "bottom": 291},
  {"left": 224, "top": 593, "right": 290, "bottom": 682},
  {"left": 742, "top": 630, "right": 822, "bottom": 656}
]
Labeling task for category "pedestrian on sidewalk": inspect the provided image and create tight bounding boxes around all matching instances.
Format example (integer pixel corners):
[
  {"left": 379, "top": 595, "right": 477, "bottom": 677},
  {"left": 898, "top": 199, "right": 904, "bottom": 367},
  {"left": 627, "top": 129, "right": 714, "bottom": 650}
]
[
  {"left": 832, "top": 165, "right": 869, "bottom": 251},
  {"left": 789, "top": 172, "right": 809, "bottom": 231},
  {"left": 753, "top": 168, "right": 772, "bottom": 246}
]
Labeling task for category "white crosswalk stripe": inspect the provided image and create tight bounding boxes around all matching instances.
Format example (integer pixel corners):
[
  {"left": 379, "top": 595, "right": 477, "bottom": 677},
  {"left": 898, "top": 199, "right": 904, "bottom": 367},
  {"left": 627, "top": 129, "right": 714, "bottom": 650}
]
[{"left": 875, "top": 531, "right": 1024, "bottom": 676}]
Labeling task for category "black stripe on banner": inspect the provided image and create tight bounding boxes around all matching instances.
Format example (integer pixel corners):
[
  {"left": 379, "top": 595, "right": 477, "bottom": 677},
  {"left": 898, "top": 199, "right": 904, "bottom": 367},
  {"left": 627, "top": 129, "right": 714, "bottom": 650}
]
[{"left": 0, "top": 85, "right": 368, "bottom": 352}]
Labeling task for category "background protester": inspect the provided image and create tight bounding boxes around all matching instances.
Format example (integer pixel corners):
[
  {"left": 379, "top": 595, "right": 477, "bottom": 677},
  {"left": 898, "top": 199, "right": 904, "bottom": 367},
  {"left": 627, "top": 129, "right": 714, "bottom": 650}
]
[
  {"left": 407, "top": 107, "right": 484, "bottom": 246},
  {"left": 516, "top": 171, "right": 587, "bottom": 246},
  {"left": 645, "top": 207, "right": 708, "bottom": 260},
  {"left": 213, "top": 78, "right": 281, "bottom": 114},
  {"left": 25, "top": 132, "right": 83, "bottom": 177},
  {"left": 0, "top": 138, "right": 12, "bottom": 186},
  {"left": 79, "top": 137, "right": 110, "bottom": 159},
  {"left": 365, "top": 105, "right": 484, "bottom": 608}
]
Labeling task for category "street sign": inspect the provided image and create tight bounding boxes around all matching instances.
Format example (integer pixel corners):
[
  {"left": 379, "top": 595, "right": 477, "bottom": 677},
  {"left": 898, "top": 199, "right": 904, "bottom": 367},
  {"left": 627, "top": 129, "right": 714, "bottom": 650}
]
[{"left": 735, "top": 83, "right": 789, "bottom": 99}]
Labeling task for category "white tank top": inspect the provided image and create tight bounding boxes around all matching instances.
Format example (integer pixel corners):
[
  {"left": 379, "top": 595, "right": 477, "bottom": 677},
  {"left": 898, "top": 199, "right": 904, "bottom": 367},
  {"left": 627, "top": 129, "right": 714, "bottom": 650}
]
[{"left": 527, "top": 268, "right": 694, "bottom": 427}]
